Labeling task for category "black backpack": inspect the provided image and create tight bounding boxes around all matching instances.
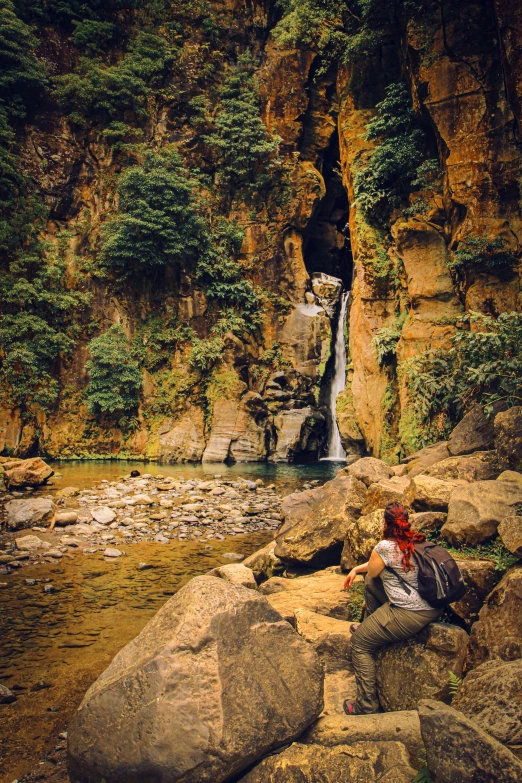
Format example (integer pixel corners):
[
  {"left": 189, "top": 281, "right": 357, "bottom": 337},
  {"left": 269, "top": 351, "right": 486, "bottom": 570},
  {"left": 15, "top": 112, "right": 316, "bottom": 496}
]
[{"left": 387, "top": 541, "right": 466, "bottom": 609}]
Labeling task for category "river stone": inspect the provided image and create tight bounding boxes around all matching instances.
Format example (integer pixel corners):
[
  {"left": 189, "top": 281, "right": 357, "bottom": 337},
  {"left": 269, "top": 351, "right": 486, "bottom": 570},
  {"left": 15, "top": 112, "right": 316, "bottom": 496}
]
[
  {"left": 341, "top": 508, "right": 384, "bottom": 569},
  {"left": 5, "top": 498, "right": 55, "bottom": 530},
  {"left": 294, "top": 608, "right": 352, "bottom": 673},
  {"left": 452, "top": 659, "right": 522, "bottom": 751},
  {"left": 375, "top": 622, "right": 469, "bottom": 711},
  {"left": 448, "top": 404, "right": 496, "bottom": 456},
  {"left": 347, "top": 457, "right": 394, "bottom": 487},
  {"left": 91, "top": 507, "right": 116, "bottom": 525},
  {"left": 412, "top": 475, "right": 467, "bottom": 511},
  {"left": 67, "top": 575, "right": 323, "bottom": 783},
  {"left": 275, "top": 474, "right": 366, "bottom": 567},
  {"left": 468, "top": 566, "right": 522, "bottom": 668},
  {"left": 418, "top": 700, "right": 522, "bottom": 783},
  {"left": 56, "top": 486, "right": 80, "bottom": 497},
  {"left": 423, "top": 450, "right": 501, "bottom": 482},
  {"left": 15, "top": 535, "right": 51, "bottom": 552},
  {"left": 451, "top": 558, "right": 499, "bottom": 623},
  {"left": 442, "top": 480, "right": 522, "bottom": 546},
  {"left": 362, "top": 476, "right": 415, "bottom": 515},
  {"left": 54, "top": 511, "right": 79, "bottom": 526},
  {"left": 3, "top": 456, "right": 53, "bottom": 487},
  {"left": 495, "top": 406, "right": 522, "bottom": 472},
  {"left": 103, "top": 547, "right": 123, "bottom": 558},
  {"left": 209, "top": 563, "right": 257, "bottom": 590},
  {"left": 237, "top": 741, "right": 416, "bottom": 783}
]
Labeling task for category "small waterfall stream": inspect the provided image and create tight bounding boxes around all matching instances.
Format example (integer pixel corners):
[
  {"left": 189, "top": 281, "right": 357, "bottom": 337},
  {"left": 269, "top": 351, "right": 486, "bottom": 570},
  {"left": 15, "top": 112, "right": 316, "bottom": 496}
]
[{"left": 325, "top": 289, "right": 350, "bottom": 460}]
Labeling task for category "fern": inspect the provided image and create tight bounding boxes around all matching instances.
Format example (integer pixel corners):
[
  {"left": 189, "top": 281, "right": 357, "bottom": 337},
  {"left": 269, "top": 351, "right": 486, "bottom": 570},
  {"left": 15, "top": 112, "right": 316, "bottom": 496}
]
[
  {"left": 448, "top": 671, "right": 463, "bottom": 701},
  {"left": 411, "top": 765, "right": 433, "bottom": 783}
]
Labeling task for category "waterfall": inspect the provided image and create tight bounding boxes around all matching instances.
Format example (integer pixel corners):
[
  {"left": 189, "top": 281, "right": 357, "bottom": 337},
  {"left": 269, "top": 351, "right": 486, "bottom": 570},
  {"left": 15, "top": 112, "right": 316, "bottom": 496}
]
[{"left": 325, "top": 290, "right": 350, "bottom": 460}]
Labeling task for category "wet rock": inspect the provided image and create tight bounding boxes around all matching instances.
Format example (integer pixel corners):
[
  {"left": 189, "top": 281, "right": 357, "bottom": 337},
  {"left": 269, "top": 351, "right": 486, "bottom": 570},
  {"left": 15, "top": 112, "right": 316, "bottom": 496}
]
[
  {"left": 47, "top": 549, "right": 63, "bottom": 558},
  {"left": 238, "top": 741, "right": 416, "bottom": 783},
  {"left": 495, "top": 406, "right": 522, "bottom": 472},
  {"left": 0, "top": 554, "right": 14, "bottom": 564},
  {"left": 261, "top": 568, "right": 350, "bottom": 624},
  {"left": 498, "top": 512, "right": 522, "bottom": 556},
  {"left": 412, "top": 475, "right": 467, "bottom": 511},
  {"left": 294, "top": 608, "right": 352, "bottom": 673},
  {"left": 15, "top": 535, "right": 51, "bottom": 552},
  {"left": 419, "top": 699, "right": 522, "bottom": 783},
  {"left": 54, "top": 511, "right": 79, "bottom": 526},
  {"left": 453, "top": 659, "right": 522, "bottom": 752},
  {"left": 67, "top": 575, "right": 323, "bottom": 783},
  {"left": 0, "top": 684, "right": 16, "bottom": 704},
  {"left": 210, "top": 563, "right": 257, "bottom": 590},
  {"left": 442, "top": 480, "right": 522, "bottom": 546},
  {"left": 448, "top": 405, "right": 496, "bottom": 456},
  {"left": 91, "top": 507, "right": 116, "bottom": 525},
  {"left": 56, "top": 486, "right": 80, "bottom": 497},
  {"left": 341, "top": 508, "right": 384, "bottom": 569},
  {"left": 424, "top": 451, "right": 501, "bottom": 482},
  {"left": 375, "top": 622, "right": 469, "bottom": 711},
  {"left": 222, "top": 552, "right": 245, "bottom": 561},
  {"left": 275, "top": 474, "right": 366, "bottom": 567},
  {"left": 154, "top": 533, "right": 169, "bottom": 543},
  {"left": 468, "top": 566, "right": 522, "bottom": 667},
  {"left": 3, "top": 457, "right": 53, "bottom": 487},
  {"left": 451, "top": 558, "right": 500, "bottom": 623},
  {"left": 362, "top": 476, "right": 415, "bottom": 515},
  {"left": 103, "top": 547, "right": 123, "bottom": 558},
  {"left": 5, "top": 498, "right": 55, "bottom": 530},
  {"left": 347, "top": 457, "right": 394, "bottom": 487}
]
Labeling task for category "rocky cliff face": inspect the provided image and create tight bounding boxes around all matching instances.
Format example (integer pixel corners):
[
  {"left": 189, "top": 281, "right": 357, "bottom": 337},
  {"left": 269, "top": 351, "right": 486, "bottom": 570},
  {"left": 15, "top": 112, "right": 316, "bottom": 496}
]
[{"left": 0, "top": 0, "right": 520, "bottom": 463}]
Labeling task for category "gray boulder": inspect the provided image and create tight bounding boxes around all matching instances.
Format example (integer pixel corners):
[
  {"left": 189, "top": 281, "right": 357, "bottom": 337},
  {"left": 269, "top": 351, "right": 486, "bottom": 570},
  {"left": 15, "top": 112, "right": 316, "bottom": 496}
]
[
  {"left": 260, "top": 568, "right": 351, "bottom": 624},
  {"left": 3, "top": 456, "right": 53, "bottom": 487},
  {"left": 495, "top": 406, "right": 522, "bottom": 472},
  {"left": 442, "top": 480, "right": 522, "bottom": 546},
  {"left": 346, "top": 457, "right": 393, "bottom": 487},
  {"left": 67, "top": 575, "right": 323, "bottom": 783},
  {"left": 419, "top": 699, "right": 522, "bottom": 783},
  {"left": 448, "top": 404, "right": 496, "bottom": 456},
  {"left": 5, "top": 498, "right": 55, "bottom": 530},
  {"left": 453, "top": 659, "right": 522, "bottom": 751},
  {"left": 375, "top": 622, "right": 468, "bottom": 711}
]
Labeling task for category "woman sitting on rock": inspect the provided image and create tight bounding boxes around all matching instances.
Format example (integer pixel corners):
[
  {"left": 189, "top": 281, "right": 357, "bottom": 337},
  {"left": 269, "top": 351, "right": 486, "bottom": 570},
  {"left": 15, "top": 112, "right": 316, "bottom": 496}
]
[{"left": 343, "top": 501, "right": 441, "bottom": 715}]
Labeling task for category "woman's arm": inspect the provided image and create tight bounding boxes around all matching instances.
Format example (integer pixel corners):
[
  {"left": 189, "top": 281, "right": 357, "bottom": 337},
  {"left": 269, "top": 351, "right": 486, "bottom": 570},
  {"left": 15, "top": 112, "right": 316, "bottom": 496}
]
[
  {"left": 367, "top": 548, "right": 386, "bottom": 578},
  {"left": 343, "top": 561, "right": 369, "bottom": 590}
]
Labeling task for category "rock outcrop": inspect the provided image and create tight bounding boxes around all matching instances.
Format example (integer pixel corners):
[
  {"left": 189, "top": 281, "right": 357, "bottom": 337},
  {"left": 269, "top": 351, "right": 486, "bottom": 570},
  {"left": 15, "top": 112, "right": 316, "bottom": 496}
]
[{"left": 67, "top": 575, "right": 324, "bottom": 783}]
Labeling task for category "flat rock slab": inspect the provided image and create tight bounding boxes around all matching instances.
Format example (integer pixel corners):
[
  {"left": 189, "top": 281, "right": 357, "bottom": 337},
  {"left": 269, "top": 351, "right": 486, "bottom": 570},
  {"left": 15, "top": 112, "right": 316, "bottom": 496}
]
[
  {"left": 15, "top": 535, "right": 51, "bottom": 552},
  {"left": 419, "top": 699, "right": 522, "bottom": 783},
  {"left": 237, "top": 741, "right": 416, "bottom": 783},
  {"left": 260, "top": 569, "right": 350, "bottom": 623},
  {"left": 67, "top": 575, "right": 323, "bottom": 783}
]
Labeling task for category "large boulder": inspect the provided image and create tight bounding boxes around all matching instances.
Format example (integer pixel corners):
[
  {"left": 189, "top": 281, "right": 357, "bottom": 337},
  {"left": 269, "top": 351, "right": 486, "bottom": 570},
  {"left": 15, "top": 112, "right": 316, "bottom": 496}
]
[
  {"left": 447, "top": 404, "right": 496, "bottom": 456},
  {"left": 441, "top": 480, "right": 522, "bottom": 546},
  {"left": 346, "top": 457, "right": 393, "bottom": 487},
  {"left": 424, "top": 450, "right": 501, "bottom": 481},
  {"left": 243, "top": 541, "right": 284, "bottom": 581},
  {"left": 403, "top": 441, "right": 450, "bottom": 478},
  {"left": 294, "top": 609, "right": 352, "bottom": 673},
  {"left": 412, "top": 475, "right": 467, "bottom": 511},
  {"left": 3, "top": 456, "right": 53, "bottom": 487},
  {"left": 410, "top": 511, "right": 447, "bottom": 533},
  {"left": 237, "top": 742, "right": 416, "bottom": 783},
  {"left": 5, "top": 498, "right": 55, "bottom": 530},
  {"left": 419, "top": 700, "right": 522, "bottom": 783},
  {"left": 375, "top": 623, "right": 469, "bottom": 712},
  {"left": 498, "top": 512, "right": 522, "bottom": 556},
  {"left": 362, "top": 476, "right": 415, "bottom": 515},
  {"left": 341, "top": 508, "right": 383, "bottom": 569},
  {"left": 453, "top": 659, "right": 522, "bottom": 752},
  {"left": 260, "top": 568, "right": 350, "bottom": 623},
  {"left": 67, "top": 575, "right": 323, "bottom": 783},
  {"left": 451, "top": 558, "right": 500, "bottom": 624},
  {"left": 468, "top": 566, "right": 522, "bottom": 667},
  {"left": 275, "top": 474, "right": 367, "bottom": 566},
  {"left": 495, "top": 406, "right": 522, "bottom": 472}
]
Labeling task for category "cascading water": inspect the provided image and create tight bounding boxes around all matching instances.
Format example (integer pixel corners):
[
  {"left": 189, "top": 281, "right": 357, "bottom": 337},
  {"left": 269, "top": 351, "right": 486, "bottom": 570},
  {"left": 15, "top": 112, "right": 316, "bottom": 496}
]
[{"left": 324, "top": 289, "right": 350, "bottom": 460}]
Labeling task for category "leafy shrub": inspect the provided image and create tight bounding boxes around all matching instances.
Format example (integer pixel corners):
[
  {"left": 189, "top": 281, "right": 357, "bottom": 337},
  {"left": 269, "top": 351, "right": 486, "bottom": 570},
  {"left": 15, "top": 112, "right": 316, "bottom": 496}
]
[
  {"left": 372, "top": 326, "right": 401, "bottom": 365},
  {"left": 353, "top": 83, "right": 438, "bottom": 225},
  {"left": 85, "top": 325, "right": 142, "bottom": 416},
  {"left": 71, "top": 19, "right": 118, "bottom": 55},
  {"left": 404, "top": 311, "right": 522, "bottom": 437},
  {"left": 449, "top": 235, "right": 518, "bottom": 275},
  {"left": 99, "top": 149, "right": 206, "bottom": 275}
]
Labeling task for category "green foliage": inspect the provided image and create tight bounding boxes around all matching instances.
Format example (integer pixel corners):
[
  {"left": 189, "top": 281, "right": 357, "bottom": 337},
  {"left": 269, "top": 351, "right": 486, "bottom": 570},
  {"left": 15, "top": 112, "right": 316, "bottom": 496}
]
[
  {"left": 404, "top": 312, "right": 522, "bottom": 436},
  {"left": 447, "top": 539, "right": 518, "bottom": 575},
  {"left": 354, "top": 83, "right": 438, "bottom": 226},
  {"left": 132, "top": 314, "right": 194, "bottom": 372},
  {"left": 204, "top": 366, "right": 240, "bottom": 411},
  {"left": 85, "top": 325, "right": 142, "bottom": 417},
  {"left": 250, "top": 343, "right": 291, "bottom": 384},
  {"left": 345, "top": 581, "right": 365, "bottom": 623},
  {"left": 411, "top": 765, "right": 433, "bottom": 783},
  {"left": 99, "top": 149, "right": 206, "bottom": 275},
  {"left": 448, "top": 671, "right": 462, "bottom": 701},
  {"left": 71, "top": 19, "right": 118, "bottom": 54},
  {"left": 372, "top": 325, "right": 401, "bottom": 365},
  {"left": 202, "top": 53, "right": 281, "bottom": 191},
  {"left": 449, "top": 235, "right": 518, "bottom": 275}
]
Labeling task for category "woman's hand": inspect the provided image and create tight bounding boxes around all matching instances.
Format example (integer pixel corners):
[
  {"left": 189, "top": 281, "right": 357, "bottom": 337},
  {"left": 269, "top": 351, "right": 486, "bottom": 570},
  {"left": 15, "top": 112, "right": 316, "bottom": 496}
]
[{"left": 343, "top": 568, "right": 359, "bottom": 590}]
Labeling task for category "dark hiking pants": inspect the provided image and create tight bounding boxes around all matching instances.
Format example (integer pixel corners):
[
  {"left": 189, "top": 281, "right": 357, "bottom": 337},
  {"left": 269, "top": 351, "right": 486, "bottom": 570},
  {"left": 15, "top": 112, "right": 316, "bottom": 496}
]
[{"left": 350, "top": 575, "right": 440, "bottom": 714}]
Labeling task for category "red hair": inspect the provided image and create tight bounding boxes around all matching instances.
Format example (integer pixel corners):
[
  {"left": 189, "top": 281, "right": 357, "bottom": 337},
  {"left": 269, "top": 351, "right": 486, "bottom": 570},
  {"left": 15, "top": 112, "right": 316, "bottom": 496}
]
[{"left": 383, "top": 502, "right": 425, "bottom": 571}]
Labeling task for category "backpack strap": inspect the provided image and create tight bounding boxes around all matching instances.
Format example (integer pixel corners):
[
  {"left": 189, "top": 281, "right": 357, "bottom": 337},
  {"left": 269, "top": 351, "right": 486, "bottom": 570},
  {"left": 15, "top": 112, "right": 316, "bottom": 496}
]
[{"left": 384, "top": 565, "right": 413, "bottom": 595}]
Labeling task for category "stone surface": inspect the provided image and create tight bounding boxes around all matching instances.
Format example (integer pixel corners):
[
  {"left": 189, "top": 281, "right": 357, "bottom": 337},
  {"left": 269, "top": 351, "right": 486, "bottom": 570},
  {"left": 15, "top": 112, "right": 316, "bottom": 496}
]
[
  {"left": 209, "top": 563, "right": 258, "bottom": 590},
  {"left": 67, "top": 575, "right": 324, "bottom": 783},
  {"left": 495, "top": 406, "right": 522, "bottom": 472},
  {"left": 91, "top": 507, "right": 116, "bottom": 525},
  {"left": 412, "top": 475, "right": 467, "bottom": 511},
  {"left": 498, "top": 512, "right": 522, "bottom": 556},
  {"left": 451, "top": 558, "right": 500, "bottom": 623},
  {"left": 5, "top": 498, "right": 55, "bottom": 530},
  {"left": 410, "top": 511, "right": 447, "bottom": 533},
  {"left": 447, "top": 405, "right": 496, "bottom": 456},
  {"left": 237, "top": 741, "right": 416, "bottom": 783},
  {"left": 56, "top": 486, "right": 80, "bottom": 497},
  {"left": 158, "top": 407, "right": 206, "bottom": 462},
  {"left": 341, "top": 508, "right": 383, "bottom": 569},
  {"left": 442, "top": 480, "right": 522, "bottom": 546},
  {"left": 260, "top": 568, "right": 350, "bottom": 623},
  {"left": 468, "top": 566, "right": 522, "bottom": 667},
  {"left": 453, "top": 659, "right": 522, "bottom": 751},
  {"left": 424, "top": 451, "right": 501, "bottom": 482},
  {"left": 270, "top": 407, "right": 326, "bottom": 463},
  {"left": 294, "top": 608, "right": 352, "bottom": 673},
  {"left": 375, "top": 623, "right": 469, "bottom": 711},
  {"left": 15, "top": 535, "right": 51, "bottom": 552},
  {"left": 419, "top": 700, "right": 522, "bottom": 783},
  {"left": 275, "top": 474, "right": 367, "bottom": 566},
  {"left": 362, "top": 476, "right": 415, "bottom": 514},
  {"left": 0, "top": 683, "right": 16, "bottom": 704},
  {"left": 243, "top": 542, "right": 284, "bottom": 581},
  {"left": 404, "top": 442, "right": 450, "bottom": 478},
  {"left": 3, "top": 456, "right": 53, "bottom": 487},
  {"left": 54, "top": 511, "right": 79, "bottom": 526},
  {"left": 347, "top": 457, "right": 394, "bottom": 487},
  {"left": 103, "top": 547, "right": 123, "bottom": 558},
  {"left": 498, "top": 470, "right": 522, "bottom": 486}
]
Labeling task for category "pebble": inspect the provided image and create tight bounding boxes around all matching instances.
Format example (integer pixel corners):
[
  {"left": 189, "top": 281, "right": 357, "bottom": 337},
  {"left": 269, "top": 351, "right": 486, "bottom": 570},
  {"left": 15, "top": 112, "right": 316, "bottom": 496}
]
[
  {"left": 222, "top": 552, "right": 245, "bottom": 561},
  {"left": 103, "top": 547, "right": 123, "bottom": 558}
]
